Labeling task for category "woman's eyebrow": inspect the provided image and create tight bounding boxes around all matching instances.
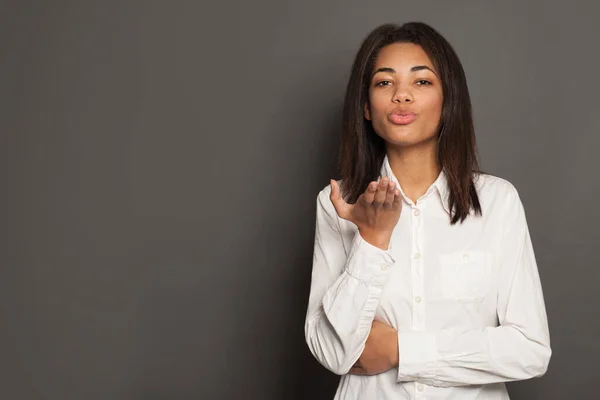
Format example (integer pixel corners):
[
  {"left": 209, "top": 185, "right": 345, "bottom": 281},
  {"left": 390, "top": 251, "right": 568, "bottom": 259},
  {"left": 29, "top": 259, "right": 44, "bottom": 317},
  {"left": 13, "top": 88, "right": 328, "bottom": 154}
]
[{"left": 372, "top": 65, "right": 436, "bottom": 77}]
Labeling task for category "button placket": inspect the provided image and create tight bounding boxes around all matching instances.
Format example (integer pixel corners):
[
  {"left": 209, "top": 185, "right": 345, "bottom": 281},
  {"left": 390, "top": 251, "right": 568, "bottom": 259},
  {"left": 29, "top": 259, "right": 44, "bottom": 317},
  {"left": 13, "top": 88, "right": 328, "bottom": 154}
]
[
  {"left": 415, "top": 382, "right": 426, "bottom": 399},
  {"left": 411, "top": 203, "right": 425, "bottom": 331}
]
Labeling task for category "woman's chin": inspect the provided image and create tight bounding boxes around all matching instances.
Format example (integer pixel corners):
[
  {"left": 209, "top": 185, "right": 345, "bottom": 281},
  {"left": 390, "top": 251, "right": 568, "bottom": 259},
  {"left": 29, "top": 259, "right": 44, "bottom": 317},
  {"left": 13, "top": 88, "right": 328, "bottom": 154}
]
[{"left": 381, "top": 132, "right": 438, "bottom": 148}]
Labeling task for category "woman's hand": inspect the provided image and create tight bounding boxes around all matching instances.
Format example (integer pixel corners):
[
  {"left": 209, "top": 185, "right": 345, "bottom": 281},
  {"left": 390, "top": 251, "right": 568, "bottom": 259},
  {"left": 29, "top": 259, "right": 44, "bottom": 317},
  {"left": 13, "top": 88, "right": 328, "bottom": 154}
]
[
  {"left": 330, "top": 177, "right": 402, "bottom": 249},
  {"left": 349, "top": 320, "right": 399, "bottom": 375}
]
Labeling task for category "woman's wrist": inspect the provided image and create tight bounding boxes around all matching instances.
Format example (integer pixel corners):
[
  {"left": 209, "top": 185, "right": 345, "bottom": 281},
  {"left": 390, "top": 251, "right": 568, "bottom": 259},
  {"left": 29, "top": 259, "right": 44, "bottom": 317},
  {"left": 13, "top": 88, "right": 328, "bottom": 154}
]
[{"left": 359, "top": 228, "right": 393, "bottom": 250}]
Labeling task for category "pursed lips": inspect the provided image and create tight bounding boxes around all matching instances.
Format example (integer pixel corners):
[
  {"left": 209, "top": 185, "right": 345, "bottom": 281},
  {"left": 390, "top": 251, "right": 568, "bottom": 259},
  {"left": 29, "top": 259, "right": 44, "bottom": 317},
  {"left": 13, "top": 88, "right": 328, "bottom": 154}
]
[{"left": 388, "top": 109, "right": 417, "bottom": 125}]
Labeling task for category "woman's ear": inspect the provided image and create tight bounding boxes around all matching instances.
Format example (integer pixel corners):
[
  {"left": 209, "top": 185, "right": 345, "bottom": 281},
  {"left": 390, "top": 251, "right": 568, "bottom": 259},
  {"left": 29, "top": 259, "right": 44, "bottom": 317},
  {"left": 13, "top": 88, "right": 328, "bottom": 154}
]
[{"left": 363, "top": 102, "right": 371, "bottom": 120}]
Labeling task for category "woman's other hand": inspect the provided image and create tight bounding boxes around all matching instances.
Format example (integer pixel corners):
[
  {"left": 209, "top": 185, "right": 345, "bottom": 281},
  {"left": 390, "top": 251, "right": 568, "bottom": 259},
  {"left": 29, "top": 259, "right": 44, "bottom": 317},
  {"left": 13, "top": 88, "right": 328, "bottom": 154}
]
[{"left": 349, "top": 320, "right": 399, "bottom": 375}]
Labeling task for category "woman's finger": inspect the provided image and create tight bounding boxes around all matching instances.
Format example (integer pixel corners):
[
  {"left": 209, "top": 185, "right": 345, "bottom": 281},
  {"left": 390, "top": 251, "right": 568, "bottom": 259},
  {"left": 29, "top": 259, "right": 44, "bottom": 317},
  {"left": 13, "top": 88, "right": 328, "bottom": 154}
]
[
  {"left": 373, "top": 177, "right": 389, "bottom": 205},
  {"left": 361, "top": 181, "right": 378, "bottom": 206},
  {"left": 384, "top": 181, "right": 396, "bottom": 207},
  {"left": 329, "top": 179, "right": 350, "bottom": 218},
  {"left": 393, "top": 188, "right": 403, "bottom": 210}
]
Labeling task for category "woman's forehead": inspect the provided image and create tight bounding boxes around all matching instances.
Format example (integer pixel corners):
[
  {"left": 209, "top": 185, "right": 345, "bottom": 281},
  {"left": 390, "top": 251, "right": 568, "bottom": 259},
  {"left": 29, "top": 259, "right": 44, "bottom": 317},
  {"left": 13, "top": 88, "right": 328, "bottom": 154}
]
[{"left": 374, "top": 43, "right": 435, "bottom": 71}]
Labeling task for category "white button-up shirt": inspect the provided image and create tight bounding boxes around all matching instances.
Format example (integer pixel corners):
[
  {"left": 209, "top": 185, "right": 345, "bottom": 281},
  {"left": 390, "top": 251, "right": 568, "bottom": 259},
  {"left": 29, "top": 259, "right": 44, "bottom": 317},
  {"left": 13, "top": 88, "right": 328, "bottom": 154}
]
[{"left": 304, "top": 155, "right": 551, "bottom": 399}]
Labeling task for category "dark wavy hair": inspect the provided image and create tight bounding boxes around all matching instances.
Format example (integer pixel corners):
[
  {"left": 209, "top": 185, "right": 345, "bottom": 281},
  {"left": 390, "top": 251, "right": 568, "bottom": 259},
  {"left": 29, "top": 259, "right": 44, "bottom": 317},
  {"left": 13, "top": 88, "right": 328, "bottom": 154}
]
[{"left": 339, "top": 22, "right": 481, "bottom": 224}]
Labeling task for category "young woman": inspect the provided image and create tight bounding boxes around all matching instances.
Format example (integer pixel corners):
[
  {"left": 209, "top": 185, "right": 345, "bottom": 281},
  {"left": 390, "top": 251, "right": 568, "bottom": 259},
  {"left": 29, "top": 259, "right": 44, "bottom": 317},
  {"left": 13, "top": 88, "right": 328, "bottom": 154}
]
[{"left": 304, "top": 22, "right": 551, "bottom": 399}]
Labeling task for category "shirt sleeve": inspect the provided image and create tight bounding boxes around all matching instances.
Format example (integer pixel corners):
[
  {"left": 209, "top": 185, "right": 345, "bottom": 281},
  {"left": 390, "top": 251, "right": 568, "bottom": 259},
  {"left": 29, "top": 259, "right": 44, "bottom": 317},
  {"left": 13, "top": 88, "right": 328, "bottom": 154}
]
[
  {"left": 304, "top": 184, "right": 395, "bottom": 375},
  {"left": 396, "top": 186, "right": 552, "bottom": 386}
]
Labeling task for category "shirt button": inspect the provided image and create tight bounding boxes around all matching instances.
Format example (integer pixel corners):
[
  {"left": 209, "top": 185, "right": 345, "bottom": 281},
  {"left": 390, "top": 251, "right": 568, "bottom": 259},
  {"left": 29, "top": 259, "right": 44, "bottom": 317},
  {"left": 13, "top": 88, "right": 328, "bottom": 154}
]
[
  {"left": 413, "top": 209, "right": 420, "bottom": 216},
  {"left": 462, "top": 253, "right": 470, "bottom": 260},
  {"left": 413, "top": 252, "right": 421, "bottom": 259},
  {"left": 380, "top": 264, "right": 389, "bottom": 271},
  {"left": 417, "top": 384, "right": 424, "bottom": 392},
  {"left": 414, "top": 296, "right": 422, "bottom": 303}
]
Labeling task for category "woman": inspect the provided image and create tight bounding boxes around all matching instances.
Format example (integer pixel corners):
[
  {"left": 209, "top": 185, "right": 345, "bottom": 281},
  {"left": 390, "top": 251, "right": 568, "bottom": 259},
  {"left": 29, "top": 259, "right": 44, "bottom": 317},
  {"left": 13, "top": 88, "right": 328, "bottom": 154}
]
[{"left": 304, "top": 22, "right": 551, "bottom": 399}]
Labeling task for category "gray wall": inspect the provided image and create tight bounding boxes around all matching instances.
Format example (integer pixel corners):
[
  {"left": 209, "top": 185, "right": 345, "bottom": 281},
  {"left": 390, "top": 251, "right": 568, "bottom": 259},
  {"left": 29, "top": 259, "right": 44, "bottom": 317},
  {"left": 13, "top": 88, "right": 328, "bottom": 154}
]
[{"left": 1, "top": 1, "right": 598, "bottom": 399}]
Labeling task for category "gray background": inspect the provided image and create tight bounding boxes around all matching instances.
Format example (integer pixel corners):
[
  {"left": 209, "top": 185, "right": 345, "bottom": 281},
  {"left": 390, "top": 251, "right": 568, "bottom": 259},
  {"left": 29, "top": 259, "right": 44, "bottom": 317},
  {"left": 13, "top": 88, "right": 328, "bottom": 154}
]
[{"left": 1, "top": 0, "right": 598, "bottom": 399}]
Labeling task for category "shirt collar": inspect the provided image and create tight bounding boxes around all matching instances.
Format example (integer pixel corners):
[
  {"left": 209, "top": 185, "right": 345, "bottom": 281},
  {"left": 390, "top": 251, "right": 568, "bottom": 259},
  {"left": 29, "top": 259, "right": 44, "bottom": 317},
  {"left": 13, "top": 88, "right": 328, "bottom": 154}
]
[{"left": 380, "top": 154, "right": 451, "bottom": 215}]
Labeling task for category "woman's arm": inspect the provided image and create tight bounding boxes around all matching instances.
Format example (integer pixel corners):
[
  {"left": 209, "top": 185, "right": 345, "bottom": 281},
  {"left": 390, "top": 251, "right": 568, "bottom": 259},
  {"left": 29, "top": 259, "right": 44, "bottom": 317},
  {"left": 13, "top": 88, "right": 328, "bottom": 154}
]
[
  {"left": 395, "top": 187, "right": 551, "bottom": 386},
  {"left": 304, "top": 185, "right": 397, "bottom": 375}
]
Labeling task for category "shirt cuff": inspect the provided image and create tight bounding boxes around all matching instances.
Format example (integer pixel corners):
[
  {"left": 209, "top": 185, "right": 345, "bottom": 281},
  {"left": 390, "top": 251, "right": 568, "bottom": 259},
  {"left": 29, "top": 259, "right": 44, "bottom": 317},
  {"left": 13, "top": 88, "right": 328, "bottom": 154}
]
[
  {"left": 397, "top": 331, "right": 438, "bottom": 381},
  {"left": 344, "top": 231, "right": 395, "bottom": 286}
]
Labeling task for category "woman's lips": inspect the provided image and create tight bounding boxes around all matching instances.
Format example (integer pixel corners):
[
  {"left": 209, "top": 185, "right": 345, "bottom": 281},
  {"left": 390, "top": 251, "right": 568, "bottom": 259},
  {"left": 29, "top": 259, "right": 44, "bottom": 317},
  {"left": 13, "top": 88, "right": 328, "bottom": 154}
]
[{"left": 388, "top": 113, "right": 417, "bottom": 125}]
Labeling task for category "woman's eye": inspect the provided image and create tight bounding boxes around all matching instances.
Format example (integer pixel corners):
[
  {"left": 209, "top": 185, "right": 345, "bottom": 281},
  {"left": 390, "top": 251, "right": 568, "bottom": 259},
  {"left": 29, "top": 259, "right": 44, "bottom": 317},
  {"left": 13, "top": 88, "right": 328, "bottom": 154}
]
[
  {"left": 416, "top": 80, "right": 432, "bottom": 86},
  {"left": 375, "top": 80, "right": 391, "bottom": 87}
]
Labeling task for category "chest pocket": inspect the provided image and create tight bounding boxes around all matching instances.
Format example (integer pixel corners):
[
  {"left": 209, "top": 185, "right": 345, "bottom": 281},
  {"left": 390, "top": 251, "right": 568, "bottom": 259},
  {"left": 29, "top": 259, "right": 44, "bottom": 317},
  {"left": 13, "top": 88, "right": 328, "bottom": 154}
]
[{"left": 439, "top": 250, "right": 493, "bottom": 302}]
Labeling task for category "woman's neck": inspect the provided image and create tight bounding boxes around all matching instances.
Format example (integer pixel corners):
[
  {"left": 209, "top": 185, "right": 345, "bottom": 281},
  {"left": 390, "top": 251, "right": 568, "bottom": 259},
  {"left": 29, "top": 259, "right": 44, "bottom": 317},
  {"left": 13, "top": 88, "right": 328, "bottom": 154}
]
[{"left": 386, "top": 140, "right": 441, "bottom": 204}]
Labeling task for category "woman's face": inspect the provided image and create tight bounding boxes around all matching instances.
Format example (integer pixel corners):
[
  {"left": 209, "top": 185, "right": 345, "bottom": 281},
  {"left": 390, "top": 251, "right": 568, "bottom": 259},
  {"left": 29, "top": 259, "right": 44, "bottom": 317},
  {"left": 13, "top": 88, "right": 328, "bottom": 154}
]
[{"left": 364, "top": 42, "right": 443, "bottom": 148}]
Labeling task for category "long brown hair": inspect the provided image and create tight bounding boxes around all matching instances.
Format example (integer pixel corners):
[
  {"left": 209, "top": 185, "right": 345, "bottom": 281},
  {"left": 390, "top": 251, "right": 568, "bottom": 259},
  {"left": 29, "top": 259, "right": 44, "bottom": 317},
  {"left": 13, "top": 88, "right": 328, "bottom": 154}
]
[{"left": 339, "top": 22, "right": 481, "bottom": 224}]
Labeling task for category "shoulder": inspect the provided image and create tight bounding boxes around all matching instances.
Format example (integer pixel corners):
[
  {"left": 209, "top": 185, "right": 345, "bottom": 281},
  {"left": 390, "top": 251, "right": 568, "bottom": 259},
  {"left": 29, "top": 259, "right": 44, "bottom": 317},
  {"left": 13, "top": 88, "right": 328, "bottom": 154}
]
[
  {"left": 475, "top": 172, "right": 521, "bottom": 203},
  {"left": 475, "top": 173, "right": 526, "bottom": 226}
]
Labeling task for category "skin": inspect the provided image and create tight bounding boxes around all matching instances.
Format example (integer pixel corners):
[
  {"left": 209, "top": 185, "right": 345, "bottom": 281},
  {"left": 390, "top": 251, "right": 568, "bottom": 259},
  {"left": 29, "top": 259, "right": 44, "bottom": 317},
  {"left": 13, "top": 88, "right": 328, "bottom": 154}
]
[{"left": 330, "top": 42, "right": 445, "bottom": 375}]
